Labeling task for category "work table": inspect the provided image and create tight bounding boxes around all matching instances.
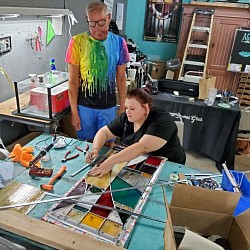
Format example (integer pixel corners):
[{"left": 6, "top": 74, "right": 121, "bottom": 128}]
[{"left": 0, "top": 133, "right": 218, "bottom": 249}]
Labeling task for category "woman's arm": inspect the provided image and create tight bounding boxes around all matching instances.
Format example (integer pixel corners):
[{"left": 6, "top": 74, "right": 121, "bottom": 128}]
[
  {"left": 86, "top": 126, "right": 116, "bottom": 161},
  {"left": 89, "top": 134, "right": 167, "bottom": 177}
]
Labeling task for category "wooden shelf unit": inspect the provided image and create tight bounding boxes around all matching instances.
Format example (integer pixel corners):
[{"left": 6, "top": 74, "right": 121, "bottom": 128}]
[{"left": 176, "top": 3, "right": 250, "bottom": 92}]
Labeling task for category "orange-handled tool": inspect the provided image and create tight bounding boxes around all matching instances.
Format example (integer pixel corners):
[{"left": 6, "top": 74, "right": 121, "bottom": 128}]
[{"left": 40, "top": 166, "right": 66, "bottom": 191}]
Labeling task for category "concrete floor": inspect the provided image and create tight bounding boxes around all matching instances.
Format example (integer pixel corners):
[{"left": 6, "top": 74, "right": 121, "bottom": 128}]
[
  {"left": 185, "top": 151, "right": 219, "bottom": 173},
  {"left": 186, "top": 150, "right": 249, "bottom": 173}
]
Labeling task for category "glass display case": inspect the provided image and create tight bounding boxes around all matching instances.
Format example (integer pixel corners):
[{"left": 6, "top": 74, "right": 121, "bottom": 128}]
[{"left": 12, "top": 71, "right": 70, "bottom": 120}]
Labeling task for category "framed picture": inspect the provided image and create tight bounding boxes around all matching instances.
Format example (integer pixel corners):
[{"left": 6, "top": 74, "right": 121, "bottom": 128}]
[{"left": 144, "top": 0, "right": 182, "bottom": 43}]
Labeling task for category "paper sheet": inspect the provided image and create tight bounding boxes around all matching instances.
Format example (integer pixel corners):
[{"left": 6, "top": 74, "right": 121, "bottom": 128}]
[
  {"left": 52, "top": 16, "right": 63, "bottom": 35},
  {"left": 179, "top": 229, "right": 224, "bottom": 250},
  {"left": 116, "top": 3, "right": 124, "bottom": 31},
  {"left": 104, "top": 0, "right": 114, "bottom": 17}
]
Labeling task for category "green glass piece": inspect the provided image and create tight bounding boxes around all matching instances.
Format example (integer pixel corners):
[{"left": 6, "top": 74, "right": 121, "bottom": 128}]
[{"left": 111, "top": 177, "right": 141, "bottom": 209}]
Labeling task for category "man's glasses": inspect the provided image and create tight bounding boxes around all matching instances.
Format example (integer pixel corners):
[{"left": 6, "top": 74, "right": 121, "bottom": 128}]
[{"left": 87, "top": 18, "right": 107, "bottom": 28}]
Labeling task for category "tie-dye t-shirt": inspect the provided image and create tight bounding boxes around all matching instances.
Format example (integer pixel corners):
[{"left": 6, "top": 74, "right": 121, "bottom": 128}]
[{"left": 65, "top": 31, "right": 129, "bottom": 109}]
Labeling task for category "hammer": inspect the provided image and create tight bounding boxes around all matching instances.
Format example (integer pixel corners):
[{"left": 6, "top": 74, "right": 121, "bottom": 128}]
[{"left": 40, "top": 166, "right": 66, "bottom": 191}]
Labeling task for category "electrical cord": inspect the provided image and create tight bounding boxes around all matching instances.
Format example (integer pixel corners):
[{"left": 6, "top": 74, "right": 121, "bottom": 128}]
[
  {"left": 35, "top": 136, "right": 51, "bottom": 150},
  {"left": 0, "top": 67, "right": 15, "bottom": 90},
  {"left": 35, "top": 135, "right": 74, "bottom": 150}
]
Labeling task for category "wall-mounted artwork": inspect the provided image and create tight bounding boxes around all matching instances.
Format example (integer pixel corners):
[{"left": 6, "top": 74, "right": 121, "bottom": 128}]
[
  {"left": 144, "top": 0, "right": 182, "bottom": 43},
  {"left": 43, "top": 147, "right": 166, "bottom": 248}
]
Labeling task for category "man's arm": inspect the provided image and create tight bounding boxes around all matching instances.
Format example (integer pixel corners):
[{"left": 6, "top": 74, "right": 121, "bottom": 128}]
[
  {"left": 68, "top": 63, "right": 81, "bottom": 131},
  {"left": 116, "top": 64, "right": 127, "bottom": 115}
]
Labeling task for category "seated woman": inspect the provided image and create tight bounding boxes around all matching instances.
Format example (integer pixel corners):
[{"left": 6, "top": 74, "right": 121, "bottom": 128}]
[{"left": 87, "top": 88, "right": 186, "bottom": 177}]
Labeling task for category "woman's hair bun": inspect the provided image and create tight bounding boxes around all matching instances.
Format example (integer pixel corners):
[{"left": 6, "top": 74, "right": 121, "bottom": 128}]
[{"left": 141, "top": 86, "right": 151, "bottom": 95}]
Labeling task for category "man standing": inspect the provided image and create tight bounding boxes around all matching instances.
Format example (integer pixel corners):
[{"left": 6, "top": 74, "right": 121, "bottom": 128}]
[{"left": 65, "top": 2, "right": 129, "bottom": 141}]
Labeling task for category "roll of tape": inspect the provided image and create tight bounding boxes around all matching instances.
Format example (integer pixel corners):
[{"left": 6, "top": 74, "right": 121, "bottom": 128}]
[{"left": 170, "top": 173, "right": 179, "bottom": 182}]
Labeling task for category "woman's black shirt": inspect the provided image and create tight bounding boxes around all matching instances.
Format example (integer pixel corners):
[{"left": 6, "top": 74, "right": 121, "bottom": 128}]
[{"left": 107, "top": 107, "right": 186, "bottom": 164}]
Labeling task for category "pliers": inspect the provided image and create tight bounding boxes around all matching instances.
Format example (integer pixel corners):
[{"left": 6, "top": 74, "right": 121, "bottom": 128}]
[
  {"left": 61, "top": 150, "right": 79, "bottom": 163},
  {"left": 75, "top": 144, "right": 89, "bottom": 155}
]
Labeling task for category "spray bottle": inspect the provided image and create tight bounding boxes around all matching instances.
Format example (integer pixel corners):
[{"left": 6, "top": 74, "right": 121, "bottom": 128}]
[
  {"left": 50, "top": 58, "right": 56, "bottom": 71},
  {"left": 49, "top": 58, "right": 57, "bottom": 84}
]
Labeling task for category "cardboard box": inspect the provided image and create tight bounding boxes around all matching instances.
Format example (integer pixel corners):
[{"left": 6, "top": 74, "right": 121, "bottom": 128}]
[
  {"left": 30, "top": 86, "right": 69, "bottom": 113},
  {"left": 150, "top": 60, "right": 167, "bottom": 79},
  {"left": 165, "top": 184, "right": 250, "bottom": 250}
]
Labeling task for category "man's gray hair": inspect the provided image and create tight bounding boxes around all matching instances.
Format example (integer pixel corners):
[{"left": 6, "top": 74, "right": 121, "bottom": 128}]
[{"left": 86, "top": 2, "right": 108, "bottom": 15}]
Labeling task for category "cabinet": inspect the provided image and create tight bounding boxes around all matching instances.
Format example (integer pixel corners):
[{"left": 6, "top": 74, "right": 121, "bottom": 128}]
[{"left": 176, "top": 3, "right": 250, "bottom": 92}]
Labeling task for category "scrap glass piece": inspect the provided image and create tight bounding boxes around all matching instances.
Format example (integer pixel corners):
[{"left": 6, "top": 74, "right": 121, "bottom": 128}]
[{"left": 0, "top": 181, "right": 45, "bottom": 214}]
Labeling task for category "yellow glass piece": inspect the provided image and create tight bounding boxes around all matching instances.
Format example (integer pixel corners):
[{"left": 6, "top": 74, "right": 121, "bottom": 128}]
[
  {"left": 85, "top": 172, "right": 110, "bottom": 189},
  {"left": 141, "top": 172, "right": 152, "bottom": 178},
  {"left": 86, "top": 162, "right": 126, "bottom": 189},
  {"left": 81, "top": 212, "right": 104, "bottom": 229},
  {"left": 100, "top": 219, "right": 123, "bottom": 237}
]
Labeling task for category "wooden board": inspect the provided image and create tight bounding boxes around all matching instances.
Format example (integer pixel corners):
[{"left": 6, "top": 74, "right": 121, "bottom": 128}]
[{"left": 0, "top": 210, "right": 120, "bottom": 250}]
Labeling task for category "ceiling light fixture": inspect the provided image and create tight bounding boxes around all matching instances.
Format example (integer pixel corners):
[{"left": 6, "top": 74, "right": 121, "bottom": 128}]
[{"left": 0, "top": 14, "right": 20, "bottom": 19}]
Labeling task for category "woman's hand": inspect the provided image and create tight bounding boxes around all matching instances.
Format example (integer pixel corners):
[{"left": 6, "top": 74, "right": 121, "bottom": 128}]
[
  {"left": 88, "top": 160, "right": 113, "bottom": 178},
  {"left": 86, "top": 148, "right": 99, "bottom": 163}
]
